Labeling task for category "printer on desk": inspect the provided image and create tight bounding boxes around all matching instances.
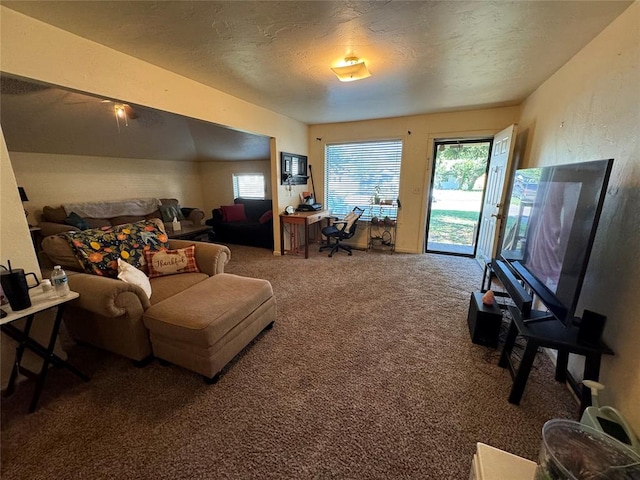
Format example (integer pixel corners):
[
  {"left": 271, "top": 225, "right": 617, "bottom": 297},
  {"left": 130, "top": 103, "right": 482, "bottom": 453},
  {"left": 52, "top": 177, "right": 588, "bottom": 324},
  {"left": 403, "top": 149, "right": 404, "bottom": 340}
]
[
  {"left": 296, "top": 200, "right": 322, "bottom": 212},
  {"left": 296, "top": 191, "right": 322, "bottom": 212}
]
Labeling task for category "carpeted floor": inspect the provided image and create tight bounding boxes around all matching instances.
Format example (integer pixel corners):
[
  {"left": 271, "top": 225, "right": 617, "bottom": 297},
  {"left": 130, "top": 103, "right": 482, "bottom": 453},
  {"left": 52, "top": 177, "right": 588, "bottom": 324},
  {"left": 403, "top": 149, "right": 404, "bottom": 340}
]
[{"left": 0, "top": 244, "right": 578, "bottom": 479}]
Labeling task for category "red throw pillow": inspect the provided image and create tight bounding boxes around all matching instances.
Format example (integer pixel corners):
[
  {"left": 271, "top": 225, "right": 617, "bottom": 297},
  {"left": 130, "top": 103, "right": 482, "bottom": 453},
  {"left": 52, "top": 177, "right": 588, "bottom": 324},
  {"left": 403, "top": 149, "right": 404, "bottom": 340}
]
[
  {"left": 221, "top": 204, "right": 247, "bottom": 222},
  {"left": 259, "top": 210, "right": 273, "bottom": 224},
  {"left": 143, "top": 245, "right": 199, "bottom": 278}
]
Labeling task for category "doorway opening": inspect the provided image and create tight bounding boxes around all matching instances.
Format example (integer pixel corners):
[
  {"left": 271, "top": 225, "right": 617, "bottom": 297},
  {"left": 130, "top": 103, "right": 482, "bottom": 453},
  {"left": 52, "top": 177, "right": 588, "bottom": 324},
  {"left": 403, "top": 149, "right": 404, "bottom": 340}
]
[{"left": 425, "top": 139, "right": 493, "bottom": 256}]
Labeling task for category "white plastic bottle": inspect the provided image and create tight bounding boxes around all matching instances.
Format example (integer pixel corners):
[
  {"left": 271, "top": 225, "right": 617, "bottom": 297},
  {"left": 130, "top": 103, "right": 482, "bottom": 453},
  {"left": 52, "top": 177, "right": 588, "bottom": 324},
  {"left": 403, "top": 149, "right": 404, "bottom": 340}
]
[{"left": 51, "top": 265, "right": 70, "bottom": 297}]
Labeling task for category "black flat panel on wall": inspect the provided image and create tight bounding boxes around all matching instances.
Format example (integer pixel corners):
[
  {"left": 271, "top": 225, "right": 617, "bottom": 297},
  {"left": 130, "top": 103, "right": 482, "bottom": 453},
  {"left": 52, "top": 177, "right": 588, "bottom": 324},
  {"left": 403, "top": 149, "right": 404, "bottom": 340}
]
[{"left": 281, "top": 152, "right": 308, "bottom": 185}]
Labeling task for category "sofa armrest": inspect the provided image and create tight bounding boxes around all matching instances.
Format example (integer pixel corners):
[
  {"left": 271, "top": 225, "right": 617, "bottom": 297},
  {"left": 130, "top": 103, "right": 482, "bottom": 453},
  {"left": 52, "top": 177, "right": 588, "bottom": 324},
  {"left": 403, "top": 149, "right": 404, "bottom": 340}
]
[
  {"left": 38, "top": 221, "right": 79, "bottom": 238},
  {"left": 168, "top": 239, "right": 230, "bottom": 276},
  {"left": 66, "top": 272, "right": 150, "bottom": 318},
  {"left": 181, "top": 207, "right": 204, "bottom": 226}
]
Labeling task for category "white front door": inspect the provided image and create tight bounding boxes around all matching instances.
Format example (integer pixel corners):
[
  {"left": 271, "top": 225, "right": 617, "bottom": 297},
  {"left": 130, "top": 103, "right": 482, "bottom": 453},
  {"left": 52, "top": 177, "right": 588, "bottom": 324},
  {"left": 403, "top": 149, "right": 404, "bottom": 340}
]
[{"left": 475, "top": 124, "right": 518, "bottom": 268}]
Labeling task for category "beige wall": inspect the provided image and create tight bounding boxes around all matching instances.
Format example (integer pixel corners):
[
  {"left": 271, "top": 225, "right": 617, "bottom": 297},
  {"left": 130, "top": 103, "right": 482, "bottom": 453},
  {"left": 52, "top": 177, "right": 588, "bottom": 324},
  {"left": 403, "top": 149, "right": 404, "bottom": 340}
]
[
  {"left": 0, "top": 6, "right": 309, "bottom": 253},
  {"left": 1, "top": 129, "right": 65, "bottom": 389},
  {"left": 309, "top": 107, "right": 521, "bottom": 253},
  {"left": 0, "top": 131, "right": 39, "bottom": 275},
  {"left": 518, "top": 3, "right": 639, "bottom": 432},
  {"left": 200, "top": 159, "right": 272, "bottom": 216},
  {"left": 10, "top": 152, "right": 203, "bottom": 222}
]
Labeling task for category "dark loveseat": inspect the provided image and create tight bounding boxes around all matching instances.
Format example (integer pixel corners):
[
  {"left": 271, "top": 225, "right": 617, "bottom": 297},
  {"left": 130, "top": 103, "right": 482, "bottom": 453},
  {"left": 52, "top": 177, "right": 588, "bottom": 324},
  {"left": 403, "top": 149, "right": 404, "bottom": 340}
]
[{"left": 206, "top": 198, "right": 274, "bottom": 249}]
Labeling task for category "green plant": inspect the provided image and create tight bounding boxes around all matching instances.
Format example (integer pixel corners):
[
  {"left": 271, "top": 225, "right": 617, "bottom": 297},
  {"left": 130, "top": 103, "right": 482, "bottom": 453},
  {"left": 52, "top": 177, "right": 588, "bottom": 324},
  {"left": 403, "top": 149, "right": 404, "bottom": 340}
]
[{"left": 373, "top": 185, "right": 381, "bottom": 204}]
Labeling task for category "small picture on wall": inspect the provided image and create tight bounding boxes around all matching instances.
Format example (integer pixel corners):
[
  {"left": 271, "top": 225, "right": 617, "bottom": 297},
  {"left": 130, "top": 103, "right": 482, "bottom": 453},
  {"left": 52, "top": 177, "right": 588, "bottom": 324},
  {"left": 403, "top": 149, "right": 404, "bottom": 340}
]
[{"left": 281, "top": 152, "right": 308, "bottom": 185}]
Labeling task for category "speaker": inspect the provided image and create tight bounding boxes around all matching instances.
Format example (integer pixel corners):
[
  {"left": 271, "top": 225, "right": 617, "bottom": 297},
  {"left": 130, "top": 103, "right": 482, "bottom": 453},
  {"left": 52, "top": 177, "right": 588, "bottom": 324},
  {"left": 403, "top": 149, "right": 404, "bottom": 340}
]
[
  {"left": 577, "top": 310, "right": 607, "bottom": 346},
  {"left": 467, "top": 292, "right": 502, "bottom": 348}
]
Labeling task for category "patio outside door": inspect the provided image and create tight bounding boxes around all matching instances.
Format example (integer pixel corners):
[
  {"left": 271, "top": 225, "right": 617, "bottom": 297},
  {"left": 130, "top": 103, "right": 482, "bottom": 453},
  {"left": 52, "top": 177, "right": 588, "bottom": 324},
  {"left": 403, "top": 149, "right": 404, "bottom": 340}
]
[{"left": 425, "top": 139, "right": 492, "bottom": 256}]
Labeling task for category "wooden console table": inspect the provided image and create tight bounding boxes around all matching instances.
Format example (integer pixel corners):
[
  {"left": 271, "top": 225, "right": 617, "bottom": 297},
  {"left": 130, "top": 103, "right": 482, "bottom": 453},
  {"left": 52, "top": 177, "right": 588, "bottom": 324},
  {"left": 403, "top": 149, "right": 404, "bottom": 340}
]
[
  {"left": 280, "top": 209, "right": 331, "bottom": 258},
  {"left": 498, "top": 305, "right": 613, "bottom": 411}
]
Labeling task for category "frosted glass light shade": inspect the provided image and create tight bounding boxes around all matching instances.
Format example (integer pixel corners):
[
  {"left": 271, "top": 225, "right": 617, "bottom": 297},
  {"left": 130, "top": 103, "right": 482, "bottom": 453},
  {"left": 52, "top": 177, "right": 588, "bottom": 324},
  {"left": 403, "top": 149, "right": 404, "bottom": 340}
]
[{"left": 331, "top": 57, "right": 371, "bottom": 82}]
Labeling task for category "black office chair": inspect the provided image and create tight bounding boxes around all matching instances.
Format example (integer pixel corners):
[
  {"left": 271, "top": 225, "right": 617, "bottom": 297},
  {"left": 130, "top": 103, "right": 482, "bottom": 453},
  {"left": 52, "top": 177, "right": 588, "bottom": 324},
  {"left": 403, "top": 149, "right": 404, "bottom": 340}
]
[{"left": 319, "top": 207, "right": 365, "bottom": 257}]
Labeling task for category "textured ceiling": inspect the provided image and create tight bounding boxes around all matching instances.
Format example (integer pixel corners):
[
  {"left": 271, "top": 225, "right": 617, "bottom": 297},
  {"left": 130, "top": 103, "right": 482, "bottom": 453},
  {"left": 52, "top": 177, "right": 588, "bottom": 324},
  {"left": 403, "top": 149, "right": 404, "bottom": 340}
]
[
  {"left": 0, "top": 77, "right": 271, "bottom": 162},
  {"left": 3, "top": 1, "right": 633, "bottom": 124}
]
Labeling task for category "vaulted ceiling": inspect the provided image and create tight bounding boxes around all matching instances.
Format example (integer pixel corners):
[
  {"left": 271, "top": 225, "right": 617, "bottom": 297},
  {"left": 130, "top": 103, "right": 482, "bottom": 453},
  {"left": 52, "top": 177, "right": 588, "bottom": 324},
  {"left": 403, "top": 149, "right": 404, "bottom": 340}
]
[
  {"left": 0, "top": 1, "right": 632, "bottom": 161},
  {"left": 0, "top": 76, "right": 271, "bottom": 162}
]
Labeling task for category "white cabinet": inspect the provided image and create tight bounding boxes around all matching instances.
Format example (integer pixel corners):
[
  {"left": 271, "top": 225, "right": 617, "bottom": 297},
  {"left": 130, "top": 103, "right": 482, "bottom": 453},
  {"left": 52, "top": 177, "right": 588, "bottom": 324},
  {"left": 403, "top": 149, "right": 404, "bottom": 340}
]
[{"left": 470, "top": 443, "right": 537, "bottom": 480}]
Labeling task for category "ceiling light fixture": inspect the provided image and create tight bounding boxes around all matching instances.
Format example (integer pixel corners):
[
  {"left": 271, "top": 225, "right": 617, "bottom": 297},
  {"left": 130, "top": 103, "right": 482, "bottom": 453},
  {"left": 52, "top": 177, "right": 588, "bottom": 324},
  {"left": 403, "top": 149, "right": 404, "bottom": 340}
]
[
  {"left": 331, "top": 56, "right": 371, "bottom": 82},
  {"left": 114, "top": 103, "right": 129, "bottom": 130}
]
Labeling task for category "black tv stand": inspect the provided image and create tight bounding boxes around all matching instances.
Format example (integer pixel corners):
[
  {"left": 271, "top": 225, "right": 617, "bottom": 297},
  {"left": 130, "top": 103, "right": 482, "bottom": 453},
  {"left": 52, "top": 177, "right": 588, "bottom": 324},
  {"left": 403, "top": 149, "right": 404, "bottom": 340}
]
[
  {"left": 498, "top": 305, "right": 613, "bottom": 411},
  {"left": 522, "top": 310, "right": 555, "bottom": 325}
]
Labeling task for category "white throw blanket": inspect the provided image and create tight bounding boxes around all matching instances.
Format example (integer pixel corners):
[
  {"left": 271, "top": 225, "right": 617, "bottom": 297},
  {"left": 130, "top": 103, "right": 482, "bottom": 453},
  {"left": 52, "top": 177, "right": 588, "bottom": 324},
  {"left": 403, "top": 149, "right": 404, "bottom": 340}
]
[{"left": 63, "top": 198, "right": 161, "bottom": 218}]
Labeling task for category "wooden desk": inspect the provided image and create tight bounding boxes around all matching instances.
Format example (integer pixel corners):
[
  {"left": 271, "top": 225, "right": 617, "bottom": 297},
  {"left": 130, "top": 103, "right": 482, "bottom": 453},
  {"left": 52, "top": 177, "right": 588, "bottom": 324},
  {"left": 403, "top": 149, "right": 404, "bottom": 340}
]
[
  {"left": 498, "top": 305, "right": 613, "bottom": 411},
  {"left": 280, "top": 209, "right": 331, "bottom": 258},
  {"left": 1, "top": 289, "right": 88, "bottom": 412}
]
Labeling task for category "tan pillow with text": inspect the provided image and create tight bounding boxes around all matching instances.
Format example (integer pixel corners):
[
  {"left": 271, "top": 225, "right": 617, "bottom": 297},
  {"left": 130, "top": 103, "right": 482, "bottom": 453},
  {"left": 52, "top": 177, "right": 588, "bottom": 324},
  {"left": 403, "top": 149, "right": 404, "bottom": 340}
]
[{"left": 143, "top": 245, "right": 199, "bottom": 278}]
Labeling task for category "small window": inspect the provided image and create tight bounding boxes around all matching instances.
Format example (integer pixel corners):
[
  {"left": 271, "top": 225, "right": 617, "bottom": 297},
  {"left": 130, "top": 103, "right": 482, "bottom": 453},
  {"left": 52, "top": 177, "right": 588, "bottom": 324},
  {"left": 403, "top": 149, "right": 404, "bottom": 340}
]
[{"left": 233, "top": 174, "right": 265, "bottom": 199}]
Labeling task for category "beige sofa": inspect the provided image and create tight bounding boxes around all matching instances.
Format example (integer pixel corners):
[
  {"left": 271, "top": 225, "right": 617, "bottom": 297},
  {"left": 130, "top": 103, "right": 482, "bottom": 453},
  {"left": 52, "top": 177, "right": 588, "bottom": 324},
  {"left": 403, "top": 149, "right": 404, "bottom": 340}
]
[
  {"left": 38, "top": 198, "right": 204, "bottom": 239},
  {"left": 41, "top": 234, "right": 231, "bottom": 363}
]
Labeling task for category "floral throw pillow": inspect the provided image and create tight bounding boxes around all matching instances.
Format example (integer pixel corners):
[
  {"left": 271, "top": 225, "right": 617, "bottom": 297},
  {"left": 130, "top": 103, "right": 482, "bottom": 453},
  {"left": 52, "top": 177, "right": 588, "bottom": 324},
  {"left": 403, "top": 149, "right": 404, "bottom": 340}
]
[
  {"left": 143, "top": 245, "right": 199, "bottom": 278},
  {"left": 62, "top": 219, "right": 169, "bottom": 277}
]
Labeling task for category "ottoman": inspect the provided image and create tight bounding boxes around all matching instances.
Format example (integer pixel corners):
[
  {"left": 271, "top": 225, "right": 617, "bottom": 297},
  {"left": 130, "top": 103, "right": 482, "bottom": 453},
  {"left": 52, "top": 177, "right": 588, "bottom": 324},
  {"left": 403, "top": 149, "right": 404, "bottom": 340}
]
[{"left": 143, "top": 273, "right": 276, "bottom": 382}]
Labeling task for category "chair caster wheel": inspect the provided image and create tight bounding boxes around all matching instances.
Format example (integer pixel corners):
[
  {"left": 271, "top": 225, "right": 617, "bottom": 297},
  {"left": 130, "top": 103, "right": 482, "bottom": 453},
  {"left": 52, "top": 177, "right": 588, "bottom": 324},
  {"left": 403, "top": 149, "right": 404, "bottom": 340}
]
[{"left": 328, "top": 254, "right": 333, "bottom": 257}]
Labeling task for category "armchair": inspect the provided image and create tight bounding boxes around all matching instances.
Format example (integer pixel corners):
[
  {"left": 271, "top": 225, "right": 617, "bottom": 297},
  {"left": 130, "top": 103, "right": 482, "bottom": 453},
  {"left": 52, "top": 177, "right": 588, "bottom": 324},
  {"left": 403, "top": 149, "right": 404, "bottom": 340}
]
[{"left": 319, "top": 207, "right": 365, "bottom": 257}]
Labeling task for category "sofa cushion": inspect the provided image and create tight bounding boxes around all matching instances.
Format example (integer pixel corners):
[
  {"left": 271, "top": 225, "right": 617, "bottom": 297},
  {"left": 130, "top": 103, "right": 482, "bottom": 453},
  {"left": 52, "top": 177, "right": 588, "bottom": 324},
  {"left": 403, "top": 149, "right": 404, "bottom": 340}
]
[
  {"left": 65, "top": 212, "right": 90, "bottom": 230},
  {"left": 62, "top": 219, "right": 169, "bottom": 277},
  {"left": 158, "top": 204, "right": 185, "bottom": 222},
  {"left": 85, "top": 218, "right": 112, "bottom": 229},
  {"left": 143, "top": 274, "right": 274, "bottom": 347},
  {"left": 221, "top": 204, "right": 247, "bottom": 223},
  {"left": 143, "top": 244, "right": 199, "bottom": 278},
  {"left": 145, "top": 211, "right": 163, "bottom": 221},
  {"left": 42, "top": 205, "right": 68, "bottom": 223},
  {"left": 259, "top": 210, "right": 273, "bottom": 224},
  {"left": 149, "top": 272, "right": 209, "bottom": 305},
  {"left": 110, "top": 215, "right": 146, "bottom": 226},
  {"left": 234, "top": 198, "right": 272, "bottom": 223},
  {"left": 41, "top": 235, "right": 84, "bottom": 270},
  {"left": 117, "top": 258, "right": 152, "bottom": 299}
]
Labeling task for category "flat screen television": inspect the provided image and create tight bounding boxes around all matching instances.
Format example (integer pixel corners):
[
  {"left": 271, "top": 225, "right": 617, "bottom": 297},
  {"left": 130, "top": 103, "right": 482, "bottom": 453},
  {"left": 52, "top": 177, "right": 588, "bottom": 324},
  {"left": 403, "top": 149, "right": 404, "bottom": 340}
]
[{"left": 497, "top": 158, "right": 613, "bottom": 327}]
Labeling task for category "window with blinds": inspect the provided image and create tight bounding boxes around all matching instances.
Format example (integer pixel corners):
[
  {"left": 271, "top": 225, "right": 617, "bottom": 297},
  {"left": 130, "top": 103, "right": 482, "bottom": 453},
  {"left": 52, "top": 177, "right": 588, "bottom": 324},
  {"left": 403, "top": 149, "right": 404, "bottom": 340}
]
[
  {"left": 325, "top": 140, "right": 402, "bottom": 219},
  {"left": 233, "top": 174, "right": 265, "bottom": 199}
]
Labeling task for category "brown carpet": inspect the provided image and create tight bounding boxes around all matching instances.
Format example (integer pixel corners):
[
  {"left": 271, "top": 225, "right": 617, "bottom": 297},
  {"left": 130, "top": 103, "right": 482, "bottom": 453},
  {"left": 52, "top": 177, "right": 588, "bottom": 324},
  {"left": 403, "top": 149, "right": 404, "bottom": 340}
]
[{"left": 1, "top": 244, "right": 578, "bottom": 479}]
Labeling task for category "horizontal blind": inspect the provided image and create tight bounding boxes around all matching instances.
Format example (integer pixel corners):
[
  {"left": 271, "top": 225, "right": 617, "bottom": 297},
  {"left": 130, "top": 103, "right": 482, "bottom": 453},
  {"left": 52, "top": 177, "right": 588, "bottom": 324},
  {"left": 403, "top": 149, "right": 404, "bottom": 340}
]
[
  {"left": 325, "top": 140, "right": 402, "bottom": 219},
  {"left": 233, "top": 174, "right": 265, "bottom": 199}
]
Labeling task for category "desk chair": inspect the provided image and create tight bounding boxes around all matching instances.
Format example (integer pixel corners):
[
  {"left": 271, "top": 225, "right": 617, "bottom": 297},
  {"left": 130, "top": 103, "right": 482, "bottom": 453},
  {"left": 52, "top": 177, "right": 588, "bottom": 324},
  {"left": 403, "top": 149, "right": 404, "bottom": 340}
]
[{"left": 319, "top": 207, "right": 364, "bottom": 257}]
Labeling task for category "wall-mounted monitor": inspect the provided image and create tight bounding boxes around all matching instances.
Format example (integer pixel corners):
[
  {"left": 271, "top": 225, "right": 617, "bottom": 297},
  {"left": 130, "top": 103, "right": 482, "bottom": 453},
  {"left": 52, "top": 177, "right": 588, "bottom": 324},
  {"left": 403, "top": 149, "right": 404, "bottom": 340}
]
[{"left": 281, "top": 152, "right": 308, "bottom": 185}]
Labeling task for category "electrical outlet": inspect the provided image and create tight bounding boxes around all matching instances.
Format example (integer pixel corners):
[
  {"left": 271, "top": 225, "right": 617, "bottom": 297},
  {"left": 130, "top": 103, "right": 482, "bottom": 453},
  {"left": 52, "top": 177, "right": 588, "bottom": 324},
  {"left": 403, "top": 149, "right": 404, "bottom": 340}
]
[{"left": 412, "top": 186, "right": 421, "bottom": 194}]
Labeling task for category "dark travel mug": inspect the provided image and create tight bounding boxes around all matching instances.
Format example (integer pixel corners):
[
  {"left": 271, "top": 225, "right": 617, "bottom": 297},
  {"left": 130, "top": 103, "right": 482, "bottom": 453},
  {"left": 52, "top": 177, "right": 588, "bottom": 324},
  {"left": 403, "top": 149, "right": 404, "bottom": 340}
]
[{"left": 0, "top": 268, "right": 40, "bottom": 311}]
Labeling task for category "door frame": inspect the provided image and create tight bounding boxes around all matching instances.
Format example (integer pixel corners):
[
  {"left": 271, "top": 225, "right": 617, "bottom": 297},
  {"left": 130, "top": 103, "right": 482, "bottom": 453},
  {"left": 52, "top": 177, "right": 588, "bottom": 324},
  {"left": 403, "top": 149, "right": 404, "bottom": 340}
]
[{"left": 424, "top": 137, "right": 494, "bottom": 256}]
